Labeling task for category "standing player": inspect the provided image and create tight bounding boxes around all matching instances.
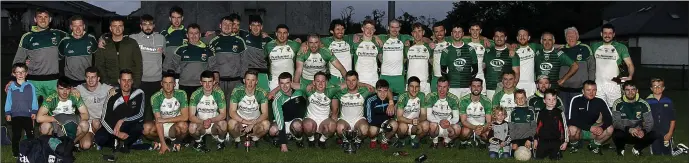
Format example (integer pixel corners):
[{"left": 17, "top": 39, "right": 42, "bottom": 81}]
[
  {"left": 243, "top": 15, "right": 273, "bottom": 91},
  {"left": 264, "top": 24, "right": 301, "bottom": 90},
  {"left": 174, "top": 24, "right": 212, "bottom": 97},
  {"left": 131, "top": 14, "right": 166, "bottom": 122},
  {"left": 568, "top": 80, "right": 614, "bottom": 155},
  {"left": 378, "top": 20, "right": 413, "bottom": 94},
  {"left": 535, "top": 32, "right": 578, "bottom": 90},
  {"left": 406, "top": 23, "right": 432, "bottom": 94},
  {"left": 590, "top": 24, "right": 635, "bottom": 107},
  {"left": 425, "top": 77, "right": 462, "bottom": 148},
  {"left": 36, "top": 77, "right": 91, "bottom": 150},
  {"left": 560, "top": 27, "right": 594, "bottom": 115},
  {"left": 161, "top": 6, "right": 187, "bottom": 74},
  {"left": 458, "top": 78, "right": 492, "bottom": 146},
  {"left": 465, "top": 22, "right": 494, "bottom": 94},
  {"left": 294, "top": 34, "right": 347, "bottom": 90},
  {"left": 352, "top": 20, "right": 383, "bottom": 86},
  {"left": 335, "top": 70, "right": 371, "bottom": 149},
  {"left": 302, "top": 72, "right": 339, "bottom": 149},
  {"left": 227, "top": 70, "right": 271, "bottom": 148},
  {"left": 58, "top": 15, "right": 97, "bottom": 86},
  {"left": 188, "top": 71, "right": 227, "bottom": 152},
  {"left": 11, "top": 9, "right": 67, "bottom": 100},
  {"left": 269, "top": 72, "right": 307, "bottom": 152},
  {"left": 395, "top": 77, "right": 429, "bottom": 149},
  {"left": 321, "top": 19, "right": 356, "bottom": 86},
  {"left": 208, "top": 14, "right": 247, "bottom": 109},
  {"left": 492, "top": 70, "right": 519, "bottom": 121},
  {"left": 95, "top": 17, "right": 143, "bottom": 87},
  {"left": 431, "top": 23, "right": 452, "bottom": 92},
  {"left": 514, "top": 28, "right": 542, "bottom": 97},
  {"left": 528, "top": 75, "right": 564, "bottom": 112},
  {"left": 75, "top": 67, "right": 113, "bottom": 148},
  {"left": 484, "top": 28, "right": 519, "bottom": 100},
  {"left": 144, "top": 70, "right": 189, "bottom": 154},
  {"left": 441, "top": 24, "right": 479, "bottom": 98},
  {"left": 364, "top": 80, "right": 398, "bottom": 150}
]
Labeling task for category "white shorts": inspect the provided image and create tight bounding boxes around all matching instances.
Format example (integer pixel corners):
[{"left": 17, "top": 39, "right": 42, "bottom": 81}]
[
  {"left": 407, "top": 82, "right": 431, "bottom": 94},
  {"left": 340, "top": 117, "right": 366, "bottom": 129},
  {"left": 596, "top": 81, "right": 621, "bottom": 107},
  {"left": 204, "top": 123, "right": 216, "bottom": 134},
  {"left": 87, "top": 119, "right": 95, "bottom": 133},
  {"left": 269, "top": 79, "right": 279, "bottom": 91},
  {"left": 163, "top": 123, "right": 174, "bottom": 138},
  {"left": 486, "top": 90, "right": 496, "bottom": 101},
  {"left": 306, "top": 117, "right": 327, "bottom": 133},
  {"left": 516, "top": 82, "right": 536, "bottom": 97},
  {"left": 437, "top": 123, "right": 449, "bottom": 138},
  {"left": 449, "top": 88, "right": 470, "bottom": 98},
  {"left": 360, "top": 79, "right": 378, "bottom": 88},
  {"left": 281, "top": 118, "right": 302, "bottom": 135}
]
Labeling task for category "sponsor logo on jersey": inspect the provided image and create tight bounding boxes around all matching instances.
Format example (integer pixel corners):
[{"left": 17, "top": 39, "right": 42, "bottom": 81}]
[
  {"left": 52, "top": 37, "right": 57, "bottom": 45},
  {"left": 490, "top": 59, "right": 505, "bottom": 67},
  {"left": 540, "top": 63, "right": 553, "bottom": 71},
  {"left": 453, "top": 58, "right": 467, "bottom": 71},
  {"left": 577, "top": 54, "right": 583, "bottom": 61}
]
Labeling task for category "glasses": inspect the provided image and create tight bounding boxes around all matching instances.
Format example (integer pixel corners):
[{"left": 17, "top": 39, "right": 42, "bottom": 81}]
[{"left": 651, "top": 85, "right": 664, "bottom": 89}]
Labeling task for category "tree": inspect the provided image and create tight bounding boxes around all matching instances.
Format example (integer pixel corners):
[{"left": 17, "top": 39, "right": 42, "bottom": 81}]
[{"left": 363, "top": 9, "right": 387, "bottom": 34}]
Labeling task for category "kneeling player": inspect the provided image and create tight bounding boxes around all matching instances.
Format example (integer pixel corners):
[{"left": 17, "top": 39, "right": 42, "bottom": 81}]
[
  {"left": 188, "top": 71, "right": 228, "bottom": 152},
  {"left": 396, "top": 76, "right": 429, "bottom": 149},
  {"left": 426, "top": 77, "right": 462, "bottom": 148},
  {"left": 36, "top": 77, "right": 91, "bottom": 150},
  {"left": 269, "top": 72, "right": 308, "bottom": 152},
  {"left": 364, "top": 79, "right": 398, "bottom": 150},
  {"left": 143, "top": 71, "right": 189, "bottom": 153},
  {"left": 228, "top": 70, "right": 271, "bottom": 148},
  {"left": 302, "top": 72, "right": 339, "bottom": 149},
  {"left": 336, "top": 70, "right": 371, "bottom": 149},
  {"left": 458, "top": 78, "right": 493, "bottom": 147}
]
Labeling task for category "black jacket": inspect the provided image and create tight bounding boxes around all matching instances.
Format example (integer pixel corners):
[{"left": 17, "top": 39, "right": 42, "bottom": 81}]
[
  {"left": 567, "top": 94, "right": 612, "bottom": 131},
  {"left": 535, "top": 108, "right": 568, "bottom": 142},
  {"left": 101, "top": 88, "right": 145, "bottom": 134}
]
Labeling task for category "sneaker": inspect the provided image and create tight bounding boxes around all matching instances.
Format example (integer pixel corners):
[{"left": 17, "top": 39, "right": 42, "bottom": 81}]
[
  {"left": 677, "top": 143, "right": 689, "bottom": 153},
  {"left": 171, "top": 144, "right": 181, "bottom": 152},
  {"left": 369, "top": 141, "right": 378, "bottom": 149},
  {"left": 194, "top": 142, "right": 210, "bottom": 153},
  {"left": 617, "top": 149, "right": 624, "bottom": 156},
  {"left": 216, "top": 142, "right": 226, "bottom": 151},
  {"left": 381, "top": 143, "right": 389, "bottom": 151},
  {"left": 318, "top": 141, "right": 327, "bottom": 149},
  {"left": 119, "top": 145, "right": 130, "bottom": 154},
  {"left": 570, "top": 146, "right": 579, "bottom": 153},
  {"left": 234, "top": 141, "right": 242, "bottom": 149},
  {"left": 431, "top": 143, "right": 439, "bottom": 149},
  {"left": 308, "top": 140, "right": 316, "bottom": 148},
  {"left": 589, "top": 144, "right": 603, "bottom": 155},
  {"left": 445, "top": 142, "right": 454, "bottom": 148},
  {"left": 152, "top": 142, "right": 161, "bottom": 151},
  {"left": 272, "top": 137, "right": 279, "bottom": 148},
  {"left": 133, "top": 138, "right": 143, "bottom": 145},
  {"left": 632, "top": 148, "right": 642, "bottom": 156},
  {"left": 96, "top": 144, "right": 102, "bottom": 151}
]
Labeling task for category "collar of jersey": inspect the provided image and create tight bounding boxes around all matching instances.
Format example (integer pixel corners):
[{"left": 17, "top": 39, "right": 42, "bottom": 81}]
[
  {"left": 534, "top": 91, "right": 543, "bottom": 98},
  {"left": 183, "top": 39, "right": 206, "bottom": 48},
  {"left": 31, "top": 26, "right": 50, "bottom": 32},
  {"left": 167, "top": 25, "right": 185, "bottom": 34},
  {"left": 623, "top": 93, "right": 639, "bottom": 103},
  {"left": 565, "top": 41, "right": 581, "bottom": 48}
]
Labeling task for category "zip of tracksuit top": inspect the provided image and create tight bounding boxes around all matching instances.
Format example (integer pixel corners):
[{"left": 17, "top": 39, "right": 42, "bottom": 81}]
[
  {"left": 175, "top": 41, "right": 211, "bottom": 86},
  {"left": 612, "top": 93, "right": 653, "bottom": 133},
  {"left": 14, "top": 26, "right": 67, "bottom": 80},
  {"left": 509, "top": 106, "right": 537, "bottom": 141},
  {"left": 131, "top": 32, "right": 166, "bottom": 82},
  {"left": 568, "top": 94, "right": 613, "bottom": 131},
  {"left": 101, "top": 89, "right": 145, "bottom": 134},
  {"left": 208, "top": 33, "right": 247, "bottom": 80},
  {"left": 58, "top": 34, "right": 98, "bottom": 81}
]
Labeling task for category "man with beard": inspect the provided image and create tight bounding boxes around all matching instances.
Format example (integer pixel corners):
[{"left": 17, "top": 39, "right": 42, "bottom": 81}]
[
  {"left": 130, "top": 14, "right": 166, "bottom": 121},
  {"left": 528, "top": 75, "right": 564, "bottom": 112},
  {"left": 441, "top": 24, "right": 479, "bottom": 99},
  {"left": 590, "top": 24, "right": 635, "bottom": 107},
  {"left": 378, "top": 20, "right": 413, "bottom": 94},
  {"left": 95, "top": 17, "right": 143, "bottom": 87},
  {"left": 11, "top": 9, "right": 67, "bottom": 100},
  {"left": 483, "top": 28, "right": 519, "bottom": 100},
  {"left": 264, "top": 24, "right": 301, "bottom": 90},
  {"left": 243, "top": 15, "right": 273, "bottom": 91},
  {"left": 513, "top": 28, "right": 542, "bottom": 97},
  {"left": 294, "top": 34, "right": 347, "bottom": 90},
  {"left": 534, "top": 32, "right": 578, "bottom": 91},
  {"left": 611, "top": 81, "right": 654, "bottom": 156},
  {"left": 430, "top": 23, "right": 452, "bottom": 92},
  {"left": 58, "top": 15, "right": 98, "bottom": 86},
  {"left": 208, "top": 14, "right": 247, "bottom": 109},
  {"left": 95, "top": 69, "right": 146, "bottom": 154},
  {"left": 458, "top": 78, "right": 492, "bottom": 146},
  {"left": 321, "top": 19, "right": 356, "bottom": 86}
]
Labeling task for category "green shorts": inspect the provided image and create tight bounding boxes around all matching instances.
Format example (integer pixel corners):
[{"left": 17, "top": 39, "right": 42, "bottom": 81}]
[
  {"left": 380, "top": 75, "right": 405, "bottom": 94},
  {"left": 300, "top": 77, "right": 313, "bottom": 91},
  {"left": 29, "top": 80, "right": 57, "bottom": 99},
  {"left": 431, "top": 76, "right": 440, "bottom": 92},
  {"left": 328, "top": 75, "right": 344, "bottom": 87},
  {"left": 257, "top": 73, "right": 270, "bottom": 91}
]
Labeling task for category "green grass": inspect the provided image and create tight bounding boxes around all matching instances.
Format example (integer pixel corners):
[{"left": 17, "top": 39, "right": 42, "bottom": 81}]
[{"left": 2, "top": 90, "right": 688, "bottom": 162}]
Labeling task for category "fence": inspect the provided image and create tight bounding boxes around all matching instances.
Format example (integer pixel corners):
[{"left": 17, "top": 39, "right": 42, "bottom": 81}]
[{"left": 634, "top": 64, "right": 688, "bottom": 90}]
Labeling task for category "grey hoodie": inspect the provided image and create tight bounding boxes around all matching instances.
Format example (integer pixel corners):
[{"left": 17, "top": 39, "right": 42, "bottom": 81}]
[
  {"left": 130, "top": 32, "right": 166, "bottom": 82},
  {"left": 76, "top": 83, "right": 113, "bottom": 120},
  {"left": 488, "top": 121, "right": 512, "bottom": 153}
]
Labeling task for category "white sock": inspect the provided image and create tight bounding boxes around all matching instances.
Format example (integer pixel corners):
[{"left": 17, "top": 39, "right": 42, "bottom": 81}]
[
  {"left": 410, "top": 135, "right": 417, "bottom": 140},
  {"left": 195, "top": 137, "right": 203, "bottom": 143},
  {"left": 234, "top": 137, "right": 241, "bottom": 142},
  {"left": 319, "top": 135, "right": 328, "bottom": 142},
  {"left": 252, "top": 136, "right": 260, "bottom": 141},
  {"left": 371, "top": 138, "right": 377, "bottom": 142},
  {"left": 213, "top": 135, "right": 224, "bottom": 143},
  {"left": 295, "top": 137, "right": 302, "bottom": 141},
  {"left": 354, "top": 137, "right": 362, "bottom": 143},
  {"left": 444, "top": 136, "right": 452, "bottom": 143},
  {"left": 308, "top": 136, "right": 315, "bottom": 141},
  {"left": 381, "top": 137, "right": 388, "bottom": 144},
  {"left": 432, "top": 137, "right": 439, "bottom": 144}
]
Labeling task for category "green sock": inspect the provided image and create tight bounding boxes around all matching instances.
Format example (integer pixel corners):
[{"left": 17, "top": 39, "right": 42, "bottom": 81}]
[
  {"left": 590, "top": 141, "right": 600, "bottom": 148},
  {"left": 582, "top": 131, "right": 593, "bottom": 140}
]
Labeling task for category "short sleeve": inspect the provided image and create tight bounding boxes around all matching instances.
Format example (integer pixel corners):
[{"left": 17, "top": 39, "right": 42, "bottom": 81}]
[
  {"left": 423, "top": 94, "right": 435, "bottom": 108},
  {"left": 615, "top": 43, "right": 630, "bottom": 59},
  {"left": 449, "top": 95, "right": 460, "bottom": 110},
  {"left": 189, "top": 90, "right": 202, "bottom": 107},
  {"left": 230, "top": 88, "right": 242, "bottom": 104},
  {"left": 397, "top": 94, "right": 408, "bottom": 110},
  {"left": 151, "top": 93, "right": 162, "bottom": 113},
  {"left": 297, "top": 52, "right": 309, "bottom": 62},
  {"left": 257, "top": 89, "right": 269, "bottom": 104},
  {"left": 41, "top": 94, "right": 56, "bottom": 109},
  {"left": 459, "top": 98, "right": 468, "bottom": 114},
  {"left": 320, "top": 48, "right": 336, "bottom": 63},
  {"left": 559, "top": 51, "right": 575, "bottom": 66},
  {"left": 482, "top": 97, "right": 493, "bottom": 114},
  {"left": 511, "top": 56, "right": 520, "bottom": 66},
  {"left": 214, "top": 90, "right": 227, "bottom": 109},
  {"left": 178, "top": 91, "right": 188, "bottom": 108}
]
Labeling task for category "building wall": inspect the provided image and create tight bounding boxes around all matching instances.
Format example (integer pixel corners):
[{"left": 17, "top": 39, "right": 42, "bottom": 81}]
[
  {"left": 638, "top": 36, "right": 689, "bottom": 65},
  {"left": 137, "top": 1, "right": 331, "bottom": 35}
]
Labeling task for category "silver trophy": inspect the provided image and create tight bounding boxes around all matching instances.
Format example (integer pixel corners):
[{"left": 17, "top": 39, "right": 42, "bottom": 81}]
[{"left": 342, "top": 129, "right": 359, "bottom": 154}]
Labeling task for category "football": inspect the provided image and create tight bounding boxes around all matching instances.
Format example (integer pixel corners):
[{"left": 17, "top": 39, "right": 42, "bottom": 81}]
[{"left": 514, "top": 146, "right": 531, "bottom": 161}]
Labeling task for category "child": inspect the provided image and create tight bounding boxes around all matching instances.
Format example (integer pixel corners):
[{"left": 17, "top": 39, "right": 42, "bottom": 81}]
[
  {"left": 645, "top": 78, "right": 688, "bottom": 156},
  {"left": 509, "top": 89, "right": 537, "bottom": 152},
  {"left": 534, "top": 89, "right": 568, "bottom": 160},
  {"left": 4, "top": 63, "right": 38, "bottom": 157},
  {"left": 488, "top": 107, "right": 511, "bottom": 159}
]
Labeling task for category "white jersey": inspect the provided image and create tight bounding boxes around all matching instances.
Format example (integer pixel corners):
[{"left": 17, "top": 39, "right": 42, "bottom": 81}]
[
  {"left": 516, "top": 45, "right": 536, "bottom": 83},
  {"left": 236, "top": 95, "right": 260, "bottom": 120},
  {"left": 465, "top": 101, "right": 487, "bottom": 125},
  {"left": 339, "top": 92, "right": 366, "bottom": 120},
  {"left": 380, "top": 38, "right": 405, "bottom": 76},
  {"left": 401, "top": 96, "right": 422, "bottom": 119},
  {"left": 159, "top": 98, "right": 182, "bottom": 119},
  {"left": 468, "top": 42, "right": 487, "bottom": 78},
  {"left": 301, "top": 53, "right": 330, "bottom": 81},
  {"left": 498, "top": 93, "right": 517, "bottom": 122},
  {"left": 354, "top": 41, "right": 379, "bottom": 83},
  {"left": 328, "top": 40, "right": 352, "bottom": 78},
  {"left": 427, "top": 98, "right": 452, "bottom": 123},
  {"left": 53, "top": 100, "right": 76, "bottom": 115},
  {"left": 269, "top": 44, "right": 296, "bottom": 82},
  {"left": 306, "top": 92, "right": 331, "bottom": 119},
  {"left": 407, "top": 44, "right": 431, "bottom": 82},
  {"left": 433, "top": 41, "right": 451, "bottom": 77},
  {"left": 196, "top": 95, "right": 219, "bottom": 120},
  {"left": 595, "top": 44, "right": 623, "bottom": 83}
]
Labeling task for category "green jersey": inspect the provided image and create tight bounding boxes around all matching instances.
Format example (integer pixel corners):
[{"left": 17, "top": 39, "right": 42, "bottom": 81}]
[
  {"left": 322, "top": 35, "right": 355, "bottom": 78},
  {"left": 527, "top": 91, "right": 563, "bottom": 113},
  {"left": 306, "top": 88, "right": 340, "bottom": 119},
  {"left": 484, "top": 46, "right": 520, "bottom": 90},
  {"left": 379, "top": 34, "right": 413, "bottom": 76},
  {"left": 397, "top": 92, "right": 426, "bottom": 119},
  {"left": 230, "top": 86, "right": 268, "bottom": 120},
  {"left": 463, "top": 38, "right": 495, "bottom": 78},
  {"left": 297, "top": 48, "right": 337, "bottom": 81},
  {"left": 41, "top": 93, "right": 83, "bottom": 116},
  {"left": 535, "top": 48, "right": 575, "bottom": 89},
  {"left": 151, "top": 90, "right": 188, "bottom": 119},
  {"left": 459, "top": 94, "right": 493, "bottom": 125},
  {"left": 440, "top": 43, "right": 478, "bottom": 88},
  {"left": 58, "top": 34, "right": 98, "bottom": 81},
  {"left": 264, "top": 40, "right": 301, "bottom": 81},
  {"left": 423, "top": 92, "right": 460, "bottom": 124},
  {"left": 336, "top": 87, "right": 371, "bottom": 120},
  {"left": 190, "top": 88, "right": 226, "bottom": 120},
  {"left": 272, "top": 89, "right": 307, "bottom": 130}
]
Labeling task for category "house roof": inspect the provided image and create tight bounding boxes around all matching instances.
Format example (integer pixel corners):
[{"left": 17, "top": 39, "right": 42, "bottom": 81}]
[
  {"left": 1, "top": 1, "right": 119, "bottom": 17},
  {"left": 580, "top": 1, "right": 688, "bottom": 40}
]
